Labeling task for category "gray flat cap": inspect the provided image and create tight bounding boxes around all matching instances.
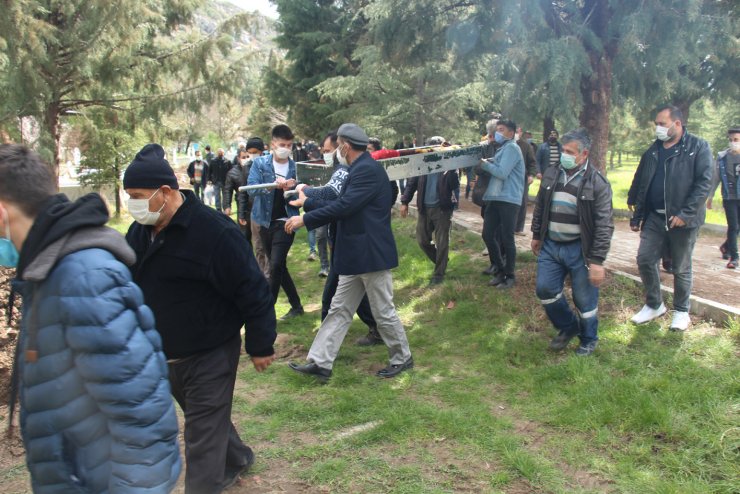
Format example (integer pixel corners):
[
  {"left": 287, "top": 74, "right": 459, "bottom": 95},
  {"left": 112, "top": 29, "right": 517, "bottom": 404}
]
[{"left": 338, "top": 123, "right": 369, "bottom": 146}]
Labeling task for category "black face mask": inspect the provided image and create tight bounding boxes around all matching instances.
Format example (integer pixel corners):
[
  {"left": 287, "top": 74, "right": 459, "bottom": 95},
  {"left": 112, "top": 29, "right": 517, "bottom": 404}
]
[{"left": 549, "top": 137, "right": 558, "bottom": 144}]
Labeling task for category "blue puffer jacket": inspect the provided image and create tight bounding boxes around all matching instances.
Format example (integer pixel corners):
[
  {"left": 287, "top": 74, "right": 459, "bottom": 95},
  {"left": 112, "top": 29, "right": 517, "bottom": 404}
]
[{"left": 13, "top": 225, "right": 181, "bottom": 493}]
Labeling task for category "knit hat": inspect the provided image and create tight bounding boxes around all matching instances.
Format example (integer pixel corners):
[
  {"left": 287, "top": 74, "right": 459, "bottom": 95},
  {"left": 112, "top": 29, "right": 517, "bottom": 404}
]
[
  {"left": 337, "top": 123, "right": 369, "bottom": 147},
  {"left": 123, "top": 144, "right": 179, "bottom": 190},
  {"left": 246, "top": 137, "right": 265, "bottom": 153}
]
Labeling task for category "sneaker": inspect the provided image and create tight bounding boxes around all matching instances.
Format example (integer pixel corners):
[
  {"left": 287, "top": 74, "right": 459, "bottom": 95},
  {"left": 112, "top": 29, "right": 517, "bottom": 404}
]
[
  {"left": 496, "top": 277, "right": 515, "bottom": 290},
  {"left": 669, "top": 311, "right": 691, "bottom": 331},
  {"left": 356, "top": 327, "right": 384, "bottom": 346},
  {"left": 575, "top": 341, "right": 598, "bottom": 356},
  {"left": 307, "top": 251, "right": 317, "bottom": 261},
  {"left": 318, "top": 268, "right": 330, "bottom": 277},
  {"left": 727, "top": 259, "right": 738, "bottom": 269},
  {"left": 630, "top": 303, "right": 667, "bottom": 324},
  {"left": 280, "top": 307, "right": 305, "bottom": 320},
  {"left": 514, "top": 231, "right": 526, "bottom": 237},
  {"left": 549, "top": 331, "right": 576, "bottom": 351}
]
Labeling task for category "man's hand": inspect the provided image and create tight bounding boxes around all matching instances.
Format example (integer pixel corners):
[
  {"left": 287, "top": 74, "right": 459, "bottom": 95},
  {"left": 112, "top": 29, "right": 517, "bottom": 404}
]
[
  {"left": 296, "top": 183, "right": 307, "bottom": 193},
  {"left": 289, "top": 188, "right": 307, "bottom": 208},
  {"left": 531, "top": 239, "right": 542, "bottom": 256},
  {"left": 630, "top": 224, "right": 640, "bottom": 232},
  {"left": 669, "top": 215, "right": 686, "bottom": 228},
  {"left": 284, "top": 215, "right": 305, "bottom": 234},
  {"left": 627, "top": 204, "right": 635, "bottom": 212},
  {"left": 706, "top": 198, "right": 713, "bottom": 210},
  {"left": 588, "top": 264, "right": 606, "bottom": 287},
  {"left": 238, "top": 218, "right": 247, "bottom": 226},
  {"left": 283, "top": 178, "right": 297, "bottom": 190},
  {"left": 224, "top": 207, "right": 232, "bottom": 216},
  {"left": 251, "top": 355, "right": 275, "bottom": 372},
  {"left": 527, "top": 175, "right": 534, "bottom": 185},
  {"left": 400, "top": 204, "right": 409, "bottom": 218}
]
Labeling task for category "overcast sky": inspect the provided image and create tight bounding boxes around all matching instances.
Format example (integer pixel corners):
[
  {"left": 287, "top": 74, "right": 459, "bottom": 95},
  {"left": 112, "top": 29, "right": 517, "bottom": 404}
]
[{"left": 224, "top": 0, "right": 278, "bottom": 19}]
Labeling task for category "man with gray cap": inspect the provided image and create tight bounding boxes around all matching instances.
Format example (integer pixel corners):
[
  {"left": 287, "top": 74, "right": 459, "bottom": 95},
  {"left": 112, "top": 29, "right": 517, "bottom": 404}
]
[
  {"left": 123, "top": 144, "right": 277, "bottom": 492},
  {"left": 284, "top": 124, "right": 413, "bottom": 381}
]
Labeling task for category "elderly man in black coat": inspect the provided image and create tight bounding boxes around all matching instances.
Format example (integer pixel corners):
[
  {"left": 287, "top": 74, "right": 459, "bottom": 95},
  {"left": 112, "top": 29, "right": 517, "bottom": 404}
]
[{"left": 284, "top": 123, "right": 413, "bottom": 381}]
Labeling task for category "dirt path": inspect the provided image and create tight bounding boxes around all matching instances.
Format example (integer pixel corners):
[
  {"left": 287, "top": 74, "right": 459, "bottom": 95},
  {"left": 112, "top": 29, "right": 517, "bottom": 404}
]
[{"left": 454, "top": 198, "right": 738, "bottom": 307}]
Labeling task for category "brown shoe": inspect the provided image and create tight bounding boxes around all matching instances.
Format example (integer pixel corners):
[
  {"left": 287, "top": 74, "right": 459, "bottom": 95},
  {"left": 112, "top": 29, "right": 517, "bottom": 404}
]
[{"left": 356, "top": 327, "right": 383, "bottom": 346}]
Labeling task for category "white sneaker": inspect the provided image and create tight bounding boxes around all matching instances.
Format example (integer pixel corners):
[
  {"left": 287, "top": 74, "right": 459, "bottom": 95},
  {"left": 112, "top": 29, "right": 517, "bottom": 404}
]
[
  {"left": 669, "top": 311, "right": 691, "bottom": 331},
  {"left": 631, "top": 303, "right": 667, "bottom": 324}
]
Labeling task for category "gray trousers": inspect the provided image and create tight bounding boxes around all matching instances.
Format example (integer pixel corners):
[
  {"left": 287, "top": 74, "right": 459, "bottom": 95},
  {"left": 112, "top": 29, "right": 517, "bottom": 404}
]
[
  {"left": 416, "top": 206, "right": 453, "bottom": 277},
  {"left": 637, "top": 212, "right": 698, "bottom": 313},
  {"left": 307, "top": 270, "right": 412, "bottom": 370}
]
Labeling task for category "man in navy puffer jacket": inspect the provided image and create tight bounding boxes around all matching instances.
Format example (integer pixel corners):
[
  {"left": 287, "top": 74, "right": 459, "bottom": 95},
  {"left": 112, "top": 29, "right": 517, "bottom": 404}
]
[{"left": 1, "top": 144, "right": 181, "bottom": 493}]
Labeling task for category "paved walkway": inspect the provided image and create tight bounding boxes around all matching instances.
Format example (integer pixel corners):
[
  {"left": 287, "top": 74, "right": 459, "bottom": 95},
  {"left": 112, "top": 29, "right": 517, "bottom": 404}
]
[{"left": 449, "top": 198, "right": 738, "bottom": 311}]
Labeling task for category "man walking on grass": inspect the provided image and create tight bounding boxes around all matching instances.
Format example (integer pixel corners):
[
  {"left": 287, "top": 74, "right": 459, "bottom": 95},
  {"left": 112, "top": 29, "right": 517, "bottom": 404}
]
[{"left": 531, "top": 129, "right": 614, "bottom": 356}]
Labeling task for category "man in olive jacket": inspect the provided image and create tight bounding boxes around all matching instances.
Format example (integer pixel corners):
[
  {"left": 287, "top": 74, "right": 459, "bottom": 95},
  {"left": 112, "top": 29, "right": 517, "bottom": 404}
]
[
  {"left": 629, "top": 105, "right": 713, "bottom": 331},
  {"left": 531, "top": 129, "right": 614, "bottom": 356}
]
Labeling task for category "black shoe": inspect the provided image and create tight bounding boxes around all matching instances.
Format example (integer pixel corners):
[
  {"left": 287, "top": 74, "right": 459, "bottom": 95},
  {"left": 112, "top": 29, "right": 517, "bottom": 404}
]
[
  {"left": 356, "top": 327, "right": 384, "bottom": 346},
  {"left": 496, "top": 277, "right": 515, "bottom": 290},
  {"left": 289, "top": 361, "right": 332, "bottom": 382},
  {"left": 662, "top": 261, "right": 673, "bottom": 274},
  {"left": 720, "top": 242, "right": 729, "bottom": 260},
  {"left": 575, "top": 341, "right": 598, "bottom": 356},
  {"left": 221, "top": 447, "right": 255, "bottom": 490},
  {"left": 280, "top": 307, "right": 304, "bottom": 320},
  {"left": 429, "top": 275, "right": 444, "bottom": 285},
  {"left": 376, "top": 357, "right": 414, "bottom": 378},
  {"left": 488, "top": 273, "right": 505, "bottom": 286},
  {"left": 549, "top": 331, "right": 576, "bottom": 351},
  {"left": 482, "top": 265, "right": 497, "bottom": 276}
]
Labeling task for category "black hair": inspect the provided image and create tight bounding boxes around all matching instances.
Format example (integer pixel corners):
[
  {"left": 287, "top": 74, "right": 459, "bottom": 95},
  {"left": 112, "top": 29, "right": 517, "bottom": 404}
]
[
  {"left": 0, "top": 144, "right": 57, "bottom": 217},
  {"left": 655, "top": 105, "right": 684, "bottom": 123},
  {"left": 322, "top": 130, "right": 338, "bottom": 148},
  {"left": 728, "top": 126, "right": 740, "bottom": 135},
  {"left": 205, "top": 145, "right": 211, "bottom": 151},
  {"left": 497, "top": 119, "right": 517, "bottom": 132},
  {"left": 368, "top": 137, "right": 382, "bottom": 151},
  {"left": 272, "top": 124, "right": 294, "bottom": 141}
]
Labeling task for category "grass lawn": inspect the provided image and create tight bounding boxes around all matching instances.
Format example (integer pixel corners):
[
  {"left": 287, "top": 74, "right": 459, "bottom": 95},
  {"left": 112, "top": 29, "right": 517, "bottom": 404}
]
[{"left": 226, "top": 217, "right": 738, "bottom": 493}]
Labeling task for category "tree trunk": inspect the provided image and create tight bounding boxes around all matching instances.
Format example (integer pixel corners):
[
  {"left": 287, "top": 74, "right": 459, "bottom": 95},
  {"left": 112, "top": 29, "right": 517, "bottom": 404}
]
[
  {"left": 673, "top": 98, "right": 695, "bottom": 126},
  {"left": 543, "top": 114, "right": 555, "bottom": 143},
  {"left": 579, "top": 53, "right": 612, "bottom": 173},
  {"left": 414, "top": 75, "right": 425, "bottom": 146},
  {"left": 618, "top": 150, "right": 622, "bottom": 166},
  {"left": 609, "top": 150, "right": 614, "bottom": 169},
  {"left": 44, "top": 104, "right": 62, "bottom": 187}
]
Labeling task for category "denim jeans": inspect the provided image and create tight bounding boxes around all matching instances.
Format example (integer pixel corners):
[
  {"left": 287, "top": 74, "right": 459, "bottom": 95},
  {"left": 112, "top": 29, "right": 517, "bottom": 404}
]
[
  {"left": 535, "top": 238, "right": 599, "bottom": 344},
  {"left": 193, "top": 183, "right": 204, "bottom": 202},
  {"left": 213, "top": 183, "right": 224, "bottom": 211},
  {"left": 315, "top": 224, "right": 329, "bottom": 270},
  {"left": 724, "top": 199, "right": 740, "bottom": 260},
  {"left": 636, "top": 212, "right": 698, "bottom": 312},
  {"left": 308, "top": 229, "right": 317, "bottom": 253}
]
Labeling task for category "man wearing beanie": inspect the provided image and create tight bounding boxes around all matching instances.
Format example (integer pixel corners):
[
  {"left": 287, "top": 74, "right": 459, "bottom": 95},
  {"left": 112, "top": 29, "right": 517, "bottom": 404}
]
[
  {"left": 284, "top": 123, "right": 413, "bottom": 381},
  {"left": 123, "top": 143, "right": 277, "bottom": 492}
]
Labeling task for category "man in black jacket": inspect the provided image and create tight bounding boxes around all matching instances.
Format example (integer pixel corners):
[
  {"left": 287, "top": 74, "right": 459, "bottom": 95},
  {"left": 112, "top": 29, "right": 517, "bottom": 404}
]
[
  {"left": 123, "top": 144, "right": 276, "bottom": 493},
  {"left": 531, "top": 129, "right": 613, "bottom": 356},
  {"left": 187, "top": 149, "right": 208, "bottom": 202},
  {"left": 209, "top": 148, "right": 231, "bottom": 212},
  {"left": 629, "top": 105, "right": 713, "bottom": 331},
  {"left": 284, "top": 123, "right": 413, "bottom": 381},
  {"left": 400, "top": 137, "right": 460, "bottom": 285},
  {"left": 224, "top": 148, "right": 252, "bottom": 242}
]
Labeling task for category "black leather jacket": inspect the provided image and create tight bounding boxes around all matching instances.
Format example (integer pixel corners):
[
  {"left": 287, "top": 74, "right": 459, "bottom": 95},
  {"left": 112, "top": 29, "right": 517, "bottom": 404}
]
[
  {"left": 531, "top": 161, "right": 614, "bottom": 265},
  {"left": 224, "top": 160, "right": 252, "bottom": 218},
  {"left": 630, "top": 131, "right": 713, "bottom": 230}
]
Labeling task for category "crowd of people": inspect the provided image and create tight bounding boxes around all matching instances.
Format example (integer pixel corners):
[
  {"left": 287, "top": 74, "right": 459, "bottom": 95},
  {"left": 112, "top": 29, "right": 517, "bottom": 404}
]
[{"left": 0, "top": 103, "right": 736, "bottom": 492}]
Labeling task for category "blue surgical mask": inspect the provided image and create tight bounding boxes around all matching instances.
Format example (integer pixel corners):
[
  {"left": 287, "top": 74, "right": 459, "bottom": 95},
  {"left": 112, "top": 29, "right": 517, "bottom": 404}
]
[
  {"left": 560, "top": 153, "right": 578, "bottom": 170},
  {"left": 494, "top": 132, "right": 507, "bottom": 144},
  {"left": 0, "top": 209, "right": 19, "bottom": 268}
]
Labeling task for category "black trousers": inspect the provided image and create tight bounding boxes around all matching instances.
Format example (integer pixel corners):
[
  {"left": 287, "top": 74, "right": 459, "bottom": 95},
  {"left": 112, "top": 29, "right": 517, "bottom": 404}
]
[
  {"left": 260, "top": 221, "right": 302, "bottom": 309},
  {"left": 321, "top": 251, "right": 376, "bottom": 329},
  {"left": 483, "top": 201, "right": 519, "bottom": 278},
  {"left": 169, "top": 335, "right": 251, "bottom": 494},
  {"left": 515, "top": 181, "right": 530, "bottom": 233}
]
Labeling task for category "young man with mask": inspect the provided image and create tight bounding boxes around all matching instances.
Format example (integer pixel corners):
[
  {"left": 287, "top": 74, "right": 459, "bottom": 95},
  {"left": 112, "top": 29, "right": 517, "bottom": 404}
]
[
  {"left": 0, "top": 144, "right": 181, "bottom": 493},
  {"left": 284, "top": 123, "right": 413, "bottom": 381},
  {"left": 187, "top": 149, "right": 208, "bottom": 202},
  {"left": 123, "top": 144, "right": 276, "bottom": 492},
  {"left": 629, "top": 105, "right": 713, "bottom": 331},
  {"left": 236, "top": 137, "right": 269, "bottom": 273},
  {"left": 248, "top": 124, "right": 305, "bottom": 320},
  {"left": 480, "top": 119, "right": 525, "bottom": 289},
  {"left": 536, "top": 130, "right": 562, "bottom": 178},
  {"left": 708, "top": 126, "right": 740, "bottom": 269},
  {"left": 531, "top": 129, "right": 614, "bottom": 356}
]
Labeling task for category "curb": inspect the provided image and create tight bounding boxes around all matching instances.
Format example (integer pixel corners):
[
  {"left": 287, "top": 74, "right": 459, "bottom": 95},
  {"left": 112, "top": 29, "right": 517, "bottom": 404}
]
[{"left": 402, "top": 204, "right": 739, "bottom": 326}]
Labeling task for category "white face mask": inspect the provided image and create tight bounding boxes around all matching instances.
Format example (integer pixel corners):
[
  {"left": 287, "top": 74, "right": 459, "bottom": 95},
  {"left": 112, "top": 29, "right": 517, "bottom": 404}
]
[
  {"left": 730, "top": 141, "right": 740, "bottom": 152},
  {"left": 128, "top": 189, "right": 165, "bottom": 225},
  {"left": 274, "top": 147, "right": 291, "bottom": 160},
  {"left": 337, "top": 145, "right": 349, "bottom": 166},
  {"left": 248, "top": 153, "right": 261, "bottom": 161},
  {"left": 323, "top": 151, "right": 335, "bottom": 165},
  {"left": 655, "top": 122, "right": 676, "bottom": 142}
]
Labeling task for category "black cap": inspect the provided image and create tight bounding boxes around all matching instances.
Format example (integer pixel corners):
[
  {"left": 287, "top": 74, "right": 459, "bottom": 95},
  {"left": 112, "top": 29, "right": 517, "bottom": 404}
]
[
  {"left": 728, "top": 126, "right": 740, "bottom": 135},
  {"left": 246, "top": 137, "right": 265, "bottom": 152},
  {"left": 123, "top": 144, "right": 179, "bottom": 190}
]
